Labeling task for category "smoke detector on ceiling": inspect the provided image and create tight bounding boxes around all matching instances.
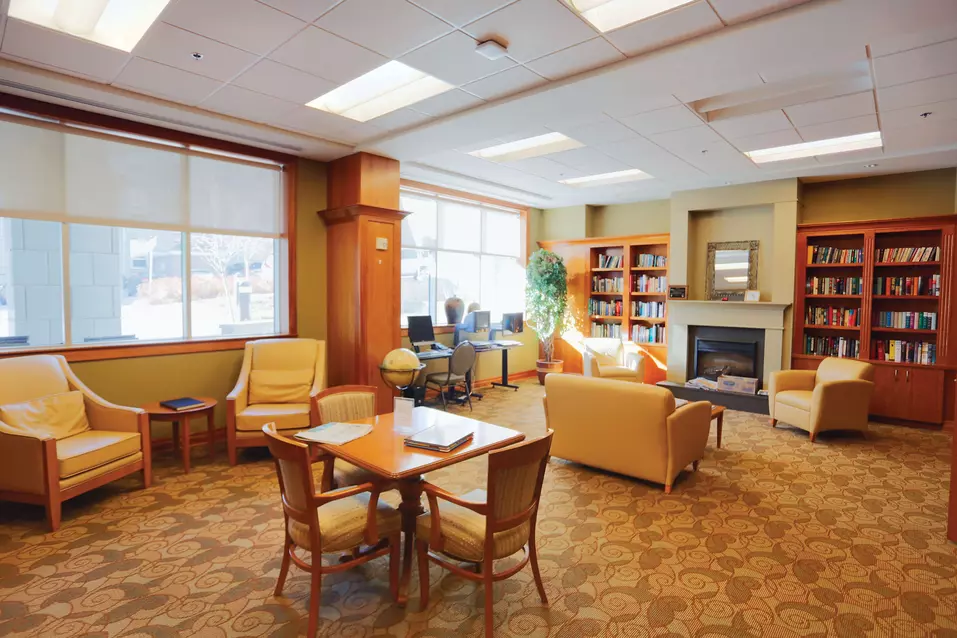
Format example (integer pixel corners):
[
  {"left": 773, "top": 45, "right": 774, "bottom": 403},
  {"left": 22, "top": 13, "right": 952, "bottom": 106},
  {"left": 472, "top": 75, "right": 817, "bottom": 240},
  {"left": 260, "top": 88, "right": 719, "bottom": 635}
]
[{"left": 476, "top": 39, "right": 508, "bottom": 60}]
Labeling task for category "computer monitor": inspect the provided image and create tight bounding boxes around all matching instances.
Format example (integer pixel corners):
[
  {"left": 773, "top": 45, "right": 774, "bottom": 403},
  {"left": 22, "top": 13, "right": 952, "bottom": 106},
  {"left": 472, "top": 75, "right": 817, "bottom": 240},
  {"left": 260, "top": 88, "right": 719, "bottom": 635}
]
[
  {"left": 501, "top": 312, "right": 524, "bottom": 334},
  {"left": 460, "top": 310, "right": 490, "bottom": 332},
  {"left": 407, "top": 315, "right": 435, "bottom": 344}
]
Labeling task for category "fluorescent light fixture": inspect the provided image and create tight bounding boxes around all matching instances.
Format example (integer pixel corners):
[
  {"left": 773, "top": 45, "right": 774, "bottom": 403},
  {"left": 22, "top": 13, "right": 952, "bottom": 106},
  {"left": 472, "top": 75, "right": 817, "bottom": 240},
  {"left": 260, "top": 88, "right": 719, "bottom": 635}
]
[
  {"left": 567, "top": 0, "right": 695, "bottom": 33},
  {"left": 724, "top": 276, "right": 748, "bottom": 283},
  {"left": 560, "top": 168, "right": 652, "bottom": 187},
  {"left": 306, "top": 61, "right": 453, "bottom": 123},
  {"left": 714, "top": 262, "right": 748, "bottom": 271},
  {"left": 469, "top": 133, "right": 584, "bottom": 163},
  {"left": 9, "top": 0, "right": 172, "bottom": 52},
  {"left": 745, "top": 132, "right": 883, "bottom": 164}
]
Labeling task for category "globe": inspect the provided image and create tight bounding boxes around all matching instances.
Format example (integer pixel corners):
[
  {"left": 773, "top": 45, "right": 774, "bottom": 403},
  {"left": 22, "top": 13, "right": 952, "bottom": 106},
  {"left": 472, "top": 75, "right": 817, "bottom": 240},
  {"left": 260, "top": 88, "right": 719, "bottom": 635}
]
[{"left": 379, "top": 348, "right": 425, "bottom": 392}]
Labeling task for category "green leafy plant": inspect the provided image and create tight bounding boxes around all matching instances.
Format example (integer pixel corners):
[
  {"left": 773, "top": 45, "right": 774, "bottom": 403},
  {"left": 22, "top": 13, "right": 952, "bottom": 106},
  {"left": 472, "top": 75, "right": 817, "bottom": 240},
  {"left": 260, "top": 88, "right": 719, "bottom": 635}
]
[{"left": 525, "top": 249, "right": 568, "bottom": 362}]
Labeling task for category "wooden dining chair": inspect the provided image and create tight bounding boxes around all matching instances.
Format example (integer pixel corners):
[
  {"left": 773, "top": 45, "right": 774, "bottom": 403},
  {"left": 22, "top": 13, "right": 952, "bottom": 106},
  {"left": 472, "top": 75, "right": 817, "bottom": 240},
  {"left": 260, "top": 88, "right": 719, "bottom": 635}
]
[
  {"left": 263, "top": 423, "right": 402, "bottom": 638},
  {"left": 313, "top": 385, "right": 379, "bottom": 490},
  {"left": 416, "top": 430, "right": 554, "bottom": 636}
]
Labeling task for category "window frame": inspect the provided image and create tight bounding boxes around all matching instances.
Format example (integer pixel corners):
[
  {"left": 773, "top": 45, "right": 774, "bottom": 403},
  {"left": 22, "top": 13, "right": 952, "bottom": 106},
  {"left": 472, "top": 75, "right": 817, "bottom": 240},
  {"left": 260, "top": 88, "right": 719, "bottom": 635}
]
[
  {"left": 0, "top": 93, "right": 298, "bottom": 362},
  {"left": 399, "top": 180, "right": 529, "bottom": 335}
]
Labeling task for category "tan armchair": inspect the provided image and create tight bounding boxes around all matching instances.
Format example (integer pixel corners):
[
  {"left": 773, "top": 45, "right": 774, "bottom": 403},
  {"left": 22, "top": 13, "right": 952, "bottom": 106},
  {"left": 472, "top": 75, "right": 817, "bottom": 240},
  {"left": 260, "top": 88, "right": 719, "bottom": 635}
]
[
  {"left": 226, "top": 338, "right": 326, "bottom": 465},
  {"left": 769, "top": 357, "right": 875, "bottom": 442},
  {"left": 543, "top": 374, "right": 711, "bottom": 493},
  {"left": 582, "top": 337, "right": 645, "bottom": 382},
  {"left": 0, "top": 355, "right": 150, "bottom": 531}
]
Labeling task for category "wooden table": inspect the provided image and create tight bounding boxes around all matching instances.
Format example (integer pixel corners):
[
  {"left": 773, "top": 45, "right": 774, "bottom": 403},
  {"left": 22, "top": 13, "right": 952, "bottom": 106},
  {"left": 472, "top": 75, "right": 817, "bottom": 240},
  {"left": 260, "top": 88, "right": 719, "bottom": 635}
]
[
  {"left": 677, "top": 399, "right": 726, "bottom": 448},
  {"left": 309, "top": 407, "right": 525, "bottom": 604},
  {"left": 141, "top": 398, "right": 217, "bottom": 474}
]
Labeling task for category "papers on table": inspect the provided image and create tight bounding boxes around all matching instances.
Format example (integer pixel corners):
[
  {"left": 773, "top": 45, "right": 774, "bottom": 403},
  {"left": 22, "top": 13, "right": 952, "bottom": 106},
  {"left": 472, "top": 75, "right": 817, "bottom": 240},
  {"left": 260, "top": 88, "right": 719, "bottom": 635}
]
[
  {"left": 294, "top": 422, "right": 372, "bottom": 445},
  {"left": 394, "top": 397, "right": 414, "bottom": 426}
]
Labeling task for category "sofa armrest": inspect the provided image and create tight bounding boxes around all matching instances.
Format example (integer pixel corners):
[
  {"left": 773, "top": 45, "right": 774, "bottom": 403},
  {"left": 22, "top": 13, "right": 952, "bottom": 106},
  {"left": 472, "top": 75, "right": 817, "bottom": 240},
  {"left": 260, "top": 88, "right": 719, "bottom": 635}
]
[
  {"left": 582, "top": 349, "right": 600, "bottom": 378},
  {"left": 0, "top": 428, "right": 53, "bottom": 495},
  {"left": 227, "top": 371, "right": 250, "bottom": 416},
  {"left": 665, "top": 401, "right": 712, "bottom": 484},
  {"left": 62, "top": 366, "right": 143, "bottom": 434},
  {"left": 623, "top": 348, "right": 646, "bottom": 380},
  {"left": 811, "top": 379, "right": 874, "bottom": 432}
]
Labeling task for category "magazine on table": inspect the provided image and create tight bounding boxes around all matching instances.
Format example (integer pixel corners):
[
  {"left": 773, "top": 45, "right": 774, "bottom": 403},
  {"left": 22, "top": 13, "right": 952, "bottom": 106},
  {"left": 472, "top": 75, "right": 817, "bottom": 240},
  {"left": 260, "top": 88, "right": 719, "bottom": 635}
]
[{"left": 294, "top": 422, "right": 372, "bottom": 445}]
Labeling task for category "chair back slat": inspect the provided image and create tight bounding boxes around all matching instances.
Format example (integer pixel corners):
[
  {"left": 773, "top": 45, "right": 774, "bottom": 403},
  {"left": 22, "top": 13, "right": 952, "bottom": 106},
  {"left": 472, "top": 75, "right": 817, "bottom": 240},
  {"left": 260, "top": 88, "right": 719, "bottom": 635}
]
[
  {"left": 263, "top": 424, "right": 318, "bottom": 523},
  {"left": 486, "top": 430, "right": 553, "bottom": 535},
  {"left": 316, "top": 385, "right": 377, "bottom": 424}
]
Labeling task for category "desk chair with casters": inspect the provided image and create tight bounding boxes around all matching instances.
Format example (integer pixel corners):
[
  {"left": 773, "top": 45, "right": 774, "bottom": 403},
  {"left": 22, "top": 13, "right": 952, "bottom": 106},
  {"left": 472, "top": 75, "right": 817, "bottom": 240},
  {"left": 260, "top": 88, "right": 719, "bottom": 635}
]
[
  {"left": 314, "top": 385, "right": 380, "bottom": 489},
  {"left": 417, "top": 430, "right": 554, "bottom": 637},
  {"left": 425, "top": 342, "right": 477, "bottom": 410},
  {"left": 263, "top": 424, "right": 401, "bottom": 638}
]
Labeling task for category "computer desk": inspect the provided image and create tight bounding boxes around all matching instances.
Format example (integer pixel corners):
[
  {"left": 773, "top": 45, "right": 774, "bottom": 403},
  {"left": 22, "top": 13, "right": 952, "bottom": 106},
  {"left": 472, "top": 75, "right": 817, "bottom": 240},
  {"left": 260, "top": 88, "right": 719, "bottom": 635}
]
[{"left": 415, "top": 339, "right": 523, "bottom": 400}]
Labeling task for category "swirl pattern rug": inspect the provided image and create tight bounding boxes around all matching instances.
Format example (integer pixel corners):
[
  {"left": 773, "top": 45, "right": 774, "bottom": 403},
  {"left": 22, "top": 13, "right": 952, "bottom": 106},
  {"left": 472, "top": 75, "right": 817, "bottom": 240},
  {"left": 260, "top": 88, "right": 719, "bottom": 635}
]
[{"left": 1, "top": 379, "right": 955, "bottom": 637}]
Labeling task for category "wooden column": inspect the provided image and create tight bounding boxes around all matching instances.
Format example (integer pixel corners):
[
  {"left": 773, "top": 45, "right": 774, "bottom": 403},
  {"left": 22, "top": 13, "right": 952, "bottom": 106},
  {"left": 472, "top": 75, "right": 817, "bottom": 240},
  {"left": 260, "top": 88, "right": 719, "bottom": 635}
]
[{"left": 320, "top": 152, "right": 407, "bottom": 414}]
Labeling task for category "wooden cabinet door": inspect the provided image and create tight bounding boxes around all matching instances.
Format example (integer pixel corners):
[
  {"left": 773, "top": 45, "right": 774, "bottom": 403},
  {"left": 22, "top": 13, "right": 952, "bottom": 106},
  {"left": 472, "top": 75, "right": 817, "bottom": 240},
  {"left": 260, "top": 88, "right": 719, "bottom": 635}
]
[
  {"left": 870, "top": 365, "right": 907, "bottom": 419},
  {"left": 905, "top": 367, "right": 945, "bottom": 424}
]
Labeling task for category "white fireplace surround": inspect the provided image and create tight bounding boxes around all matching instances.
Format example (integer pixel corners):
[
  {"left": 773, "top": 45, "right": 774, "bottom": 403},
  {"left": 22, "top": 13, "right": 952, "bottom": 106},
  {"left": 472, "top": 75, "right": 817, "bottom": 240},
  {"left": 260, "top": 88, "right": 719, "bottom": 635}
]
[{"left": 667, "top": 300, "right": 791, "bottom": 388}]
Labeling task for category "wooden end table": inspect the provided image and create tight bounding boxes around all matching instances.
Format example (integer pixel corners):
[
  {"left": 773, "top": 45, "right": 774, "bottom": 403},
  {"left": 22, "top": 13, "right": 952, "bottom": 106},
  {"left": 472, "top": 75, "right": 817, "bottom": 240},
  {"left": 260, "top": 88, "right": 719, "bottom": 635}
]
[{"left": 142, "top": 398, "right": 218, "bottom": 473}]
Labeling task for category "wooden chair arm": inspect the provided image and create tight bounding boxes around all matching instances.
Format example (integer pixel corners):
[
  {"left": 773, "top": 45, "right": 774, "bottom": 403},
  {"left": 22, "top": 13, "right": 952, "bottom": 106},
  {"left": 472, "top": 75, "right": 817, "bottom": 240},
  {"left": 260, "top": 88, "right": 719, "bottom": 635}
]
[{"left": 422, "top": 482, "right": 489, "bottom": 513}]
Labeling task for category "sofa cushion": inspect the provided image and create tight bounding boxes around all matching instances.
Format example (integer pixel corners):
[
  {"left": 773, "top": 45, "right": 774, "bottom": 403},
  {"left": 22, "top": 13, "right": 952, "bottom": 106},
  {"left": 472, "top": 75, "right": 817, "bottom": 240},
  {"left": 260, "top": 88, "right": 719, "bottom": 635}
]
[
  {"left": 0, "top": 391, "right": 90, "bottom": 440},
  {"left": 249, "top": 369, "right": 313, "bottom": 404},
  {"left": 237, "top": 403, "right": 310, "bottom": 432},
  {"left": 776, "top": 390, "right": 813, "bottom": 412},
  {"left": 598, "top": 365, "right": 637, "bottom": 379},
  {"left": 56, "top": 431, "right": 141, "bottom": 479}
]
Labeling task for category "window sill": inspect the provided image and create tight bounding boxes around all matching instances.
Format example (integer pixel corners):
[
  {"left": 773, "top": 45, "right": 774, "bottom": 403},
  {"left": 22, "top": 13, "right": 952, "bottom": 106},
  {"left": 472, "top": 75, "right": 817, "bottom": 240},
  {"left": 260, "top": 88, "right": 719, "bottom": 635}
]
[{"left": 0, "top": 334, "right": 295, "bottom": 363}]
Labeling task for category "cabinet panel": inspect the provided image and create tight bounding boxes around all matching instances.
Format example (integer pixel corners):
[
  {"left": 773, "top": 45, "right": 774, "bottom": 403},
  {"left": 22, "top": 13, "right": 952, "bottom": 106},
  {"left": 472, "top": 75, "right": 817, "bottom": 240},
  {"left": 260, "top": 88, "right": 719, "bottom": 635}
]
[
  {"left": 871, "top": 365, "right": 907, "bottom": 420},
  {"left": 906, "top": 367, "right": 945, "bottom": 424}
]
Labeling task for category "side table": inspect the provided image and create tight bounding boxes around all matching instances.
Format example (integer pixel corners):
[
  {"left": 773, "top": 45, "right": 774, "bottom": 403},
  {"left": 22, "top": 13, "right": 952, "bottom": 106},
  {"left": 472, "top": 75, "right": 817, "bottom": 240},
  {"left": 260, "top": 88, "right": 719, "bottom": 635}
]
[{"left": 142, "top": 398, "right": 218, "bottom": 473}]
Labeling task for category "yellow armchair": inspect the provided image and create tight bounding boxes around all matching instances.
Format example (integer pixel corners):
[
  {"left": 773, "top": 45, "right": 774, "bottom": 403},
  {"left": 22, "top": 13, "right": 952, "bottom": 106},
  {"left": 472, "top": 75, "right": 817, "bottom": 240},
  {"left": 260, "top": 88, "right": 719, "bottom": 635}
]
[
  {"left": 226, "top": 338, "right": 327, "bottom": 465},
  {"left": 769, "top": 358, "right": 875, "bottom": 442},
  {"left": 0, "top": 355, "right": 150, "bottom": 531},
  {"left": 582, "top": 337, "right": 646, "bottom": 382}
]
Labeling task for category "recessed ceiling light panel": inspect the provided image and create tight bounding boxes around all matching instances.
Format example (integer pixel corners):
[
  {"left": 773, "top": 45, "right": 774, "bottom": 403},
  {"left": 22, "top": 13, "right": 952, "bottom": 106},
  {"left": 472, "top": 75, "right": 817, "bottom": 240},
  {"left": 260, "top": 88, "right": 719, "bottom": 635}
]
[
  {"left": 469, "top": 133, "right": 584, "bottom": 163},
  {"left": 566, "top": 0, "right": 695, "bottom": 33},
  {"left": 744, "top": 131, "right": 883, "bottom": 164},
  {"left": 306, "top": 61, "right": 453, "bottom": 123},
  {"left": 560, "top": 168, "right": 652, "bottom": 187},
  {"left": 9, "top": 0, "right": 172, "bottom": 52}
]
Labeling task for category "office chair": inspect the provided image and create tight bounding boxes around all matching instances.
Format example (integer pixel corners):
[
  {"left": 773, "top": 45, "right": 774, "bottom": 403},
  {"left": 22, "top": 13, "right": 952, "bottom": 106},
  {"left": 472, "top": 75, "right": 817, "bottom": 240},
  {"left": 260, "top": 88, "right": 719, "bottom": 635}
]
[{"left": 425, "top": 342, "right": 477, "bottom": 410}]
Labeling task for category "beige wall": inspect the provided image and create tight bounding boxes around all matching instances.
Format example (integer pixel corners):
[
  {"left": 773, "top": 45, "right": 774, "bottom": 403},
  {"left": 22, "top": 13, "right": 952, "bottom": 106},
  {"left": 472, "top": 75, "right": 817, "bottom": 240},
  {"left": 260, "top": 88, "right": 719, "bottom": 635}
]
[
  {"left": 688, "top": 206, "right": 775, "bottom": 301},
  {"left": 590, "top": 200, "right": 670, "bottom": 237},
  {"left": 540, "top": 205, "right": 589, "bottom": 240}
]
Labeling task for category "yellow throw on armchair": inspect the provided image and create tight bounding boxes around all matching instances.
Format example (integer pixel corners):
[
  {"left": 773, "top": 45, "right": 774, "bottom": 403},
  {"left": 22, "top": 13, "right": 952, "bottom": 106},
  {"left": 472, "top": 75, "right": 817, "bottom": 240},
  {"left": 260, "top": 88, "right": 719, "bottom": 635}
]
[
  {"left": 769, "top": 357, "right": 875, "bottom": 442},
  {"left": 226, "top": 338, "right": 326, "bottom": 465},
  {"left": 582, "top": 338, "right": 645, "bottom": 382},
  {"left": 0, "top": 355, "right": 151, "bottom": 531}
]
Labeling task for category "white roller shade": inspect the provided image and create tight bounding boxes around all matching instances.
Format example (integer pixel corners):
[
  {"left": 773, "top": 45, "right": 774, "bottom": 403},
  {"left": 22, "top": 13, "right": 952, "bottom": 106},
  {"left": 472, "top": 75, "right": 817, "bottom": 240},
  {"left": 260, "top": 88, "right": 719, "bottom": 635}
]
[
  {"left": 189, "top": 156, "right": 282, "bottom": 236},
  {"left": 0, "top": 120, "right": 64, "bottom": 213}
]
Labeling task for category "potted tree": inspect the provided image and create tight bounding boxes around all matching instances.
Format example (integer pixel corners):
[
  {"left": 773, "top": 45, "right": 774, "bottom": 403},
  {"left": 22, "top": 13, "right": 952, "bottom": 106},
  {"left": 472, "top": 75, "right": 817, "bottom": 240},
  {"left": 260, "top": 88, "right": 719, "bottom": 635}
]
[{"left": 526, "top": 249, "right": 568, "bottom": 384}]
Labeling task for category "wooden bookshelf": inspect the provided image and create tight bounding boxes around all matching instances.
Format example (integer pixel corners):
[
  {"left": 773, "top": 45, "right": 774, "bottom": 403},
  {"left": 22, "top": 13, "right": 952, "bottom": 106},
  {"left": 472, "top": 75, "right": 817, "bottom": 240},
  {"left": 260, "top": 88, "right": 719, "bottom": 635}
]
[{"left": 792, "top": 216, "right": 957, "bottom": 425}]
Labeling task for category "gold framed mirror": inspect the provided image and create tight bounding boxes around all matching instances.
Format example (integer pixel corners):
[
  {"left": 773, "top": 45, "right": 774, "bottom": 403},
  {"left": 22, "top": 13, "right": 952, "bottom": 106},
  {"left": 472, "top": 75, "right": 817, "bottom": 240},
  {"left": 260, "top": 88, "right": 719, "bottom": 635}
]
[{"left": 706, "top": 240, "right": 759, "bottom": 301}]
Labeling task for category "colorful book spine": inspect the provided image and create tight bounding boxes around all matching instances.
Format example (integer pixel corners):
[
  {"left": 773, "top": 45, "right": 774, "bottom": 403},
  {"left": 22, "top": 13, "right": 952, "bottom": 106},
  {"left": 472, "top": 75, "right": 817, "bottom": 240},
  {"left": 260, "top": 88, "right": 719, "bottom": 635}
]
[
  {"left": 875, "top": 246, "right": 941, "bottom": 263},
  {"left": 804, "top": 335, "right": 860, "bottom": 358},
  {"left": 806, "top": 277, "right": 863, "bottom": 295},
  {"left": 873, "top": 274, "right": 940, "bottom": 296},
  {"left": 874, "top": 339, "right": 937, "bottom": 364},
  {"left": 596, "top": 254, "right": 624, "bottom": 268},
  {"left": 808, "top": 246, "right": 864, "bottom": 264},
  {"left": 635, "top": 254, "right": 667, "bottom": 268},
  {"left": 631, "top": 301, "right": 665, "bottom": 318},
  {"left": 874, "top": 312, "right": 937, "bottom": 330},
  {"left": 590, "top": 323, "right": 622, "bottom": 339},
  {"left": 588, "top": 299, "right": 622, "bottom": 317},
  {"left": 632, "top": 275, "right": 667, "bottom": 293},
  {"left": 631, "top": 324, "right": 665, "bottom": 344},
  {"left": 592, "top": 276, "right": 624, "bottom": 293},
  {"left": 804, "top": 306, "right": 860, "bottom": 327}
]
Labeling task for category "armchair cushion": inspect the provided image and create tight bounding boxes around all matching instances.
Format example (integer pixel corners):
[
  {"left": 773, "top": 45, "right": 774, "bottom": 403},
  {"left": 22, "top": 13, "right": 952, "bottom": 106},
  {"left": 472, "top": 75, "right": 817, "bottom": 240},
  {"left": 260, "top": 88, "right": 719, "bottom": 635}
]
[
  {"left": 598, "top": 365, "right": 636, "bottom": 379},
  {"left": 287, "top": 493, "right": 401, "bottom": 553},
  {"left": 775, "top": 390, "right": 813, "bottom": 412},
  {"left": 56, "top": 431, "right": 141, "bottom": 479},
  {"left": 0, "top": 355, "right": 69, "bottom": 405},
  {"left": 0, "top": 391, "right": 90, "bottom": 440},
  {"left": 249, "top": 369, "right": 313, "bottom": 404},
  {"left": 416, "top": 488, "right": 529, "bottom": 561},
  {"left": 236, "top": 403, "right": 310, "bottom": 432}
]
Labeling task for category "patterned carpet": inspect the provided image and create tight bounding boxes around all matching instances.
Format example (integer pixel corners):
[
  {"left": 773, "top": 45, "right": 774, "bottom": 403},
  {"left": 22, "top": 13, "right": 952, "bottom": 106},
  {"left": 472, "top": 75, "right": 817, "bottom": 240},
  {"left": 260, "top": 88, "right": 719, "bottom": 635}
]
[{"left": 1, "top": 379, "right": 956, "bottom": 637}]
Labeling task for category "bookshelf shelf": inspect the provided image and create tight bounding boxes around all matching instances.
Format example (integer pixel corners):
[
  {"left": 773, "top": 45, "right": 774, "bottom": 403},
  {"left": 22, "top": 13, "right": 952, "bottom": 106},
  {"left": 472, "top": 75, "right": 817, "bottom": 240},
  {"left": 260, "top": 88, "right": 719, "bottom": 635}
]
[
  {"left": 590, "top": 315, "right": 622, "bottom": 321},
  {"left": 630, "top": 266, "right": 668, "bottom": 271},
  {"left": 875, "top": 261, "right": 940, "bottom": 267},
  {"left": 591, "top": 267, "right": 623, "bottom": 272},
  {"left": 631, "top": 291, "right": 666, "bottom": 297},
  {"left": 872, "top": 295, "right": 939, "bottom": 300},
  {"left": 803, "top": 324, "right": 861, "bottom": 331},
  {"left": 806, "top": 294, "right": 863, "bottom": 299},
  {"left": 871, "top": 327, "right": 938, "bottom": 335},
  {"left": 631, "top": 317, "right": 665, "bottom": 323},
  {"left": 590, "top": 291, "right": 623, "bottom": 296}
]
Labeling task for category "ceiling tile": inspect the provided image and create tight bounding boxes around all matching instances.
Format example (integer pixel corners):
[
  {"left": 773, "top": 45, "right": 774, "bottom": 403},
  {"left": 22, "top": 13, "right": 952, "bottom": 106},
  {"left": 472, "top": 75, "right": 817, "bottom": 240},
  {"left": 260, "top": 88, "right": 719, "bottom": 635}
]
[
  {"left": 708, "top": 110, "right": 792, "bottom": 138},
  {"left": 162, "top": 0, "right": 306, "bottom": 55},
  {"left": 880, "top": 99, "right": 957, "bottom": 130},
  {"left": 560, "top": 116, "right": 640, "bottom": 146},
  {"left": 882, "top": 119, "right": 957, "bottom": 154},
  {"left": 200, "top": 84, "right": 296, "bottom": 123},
  {"left": 409, "top": 0, "right": 516, "bottom": 27},
  {"left": 463, "top": 66, "right": 546, "bottom": 100},
  {"left": 368, "top": 107, "right": 433, "bottom": 131},
  {"left": 796, "top": 113, "right": 878, "bottom": 142},
  {"left": 112, "top": 57, "right": 222, "bottom": 105},
  {"left": 708, "top": 0, "right": 812, "bottom": 25},
  {"left": 878, "top": 73, "right": 957, "bottom": 111},
  {"left": 276, "top": 105, "right": 354, "bottom": 137},
  {"left": 648, "top": 125, "right": 724, "bottom": 152},
  {"left": 874, "top": 38, "right": 957, "bottom": 88},
  {"left": 604, "top": 1, "right": 723, "bottom": 57},
  {"left": 869, "top": 24, "right": 957, "bottom": 58},
  {"left": 317, "top": 0, "right": 452, "bottom": 58},
  {"left": 672, "top": 71, "right": 765, "bottom": 104},
  {"left": 134, "top": 22, "right": 258, "bottom": 82},
  {"left": 729, "top": 127, "right": 802, "bottom": 152},
  {"left": 463, "top": 0, "right": 597, "bottom": 63},
  {"left": 785, "top": 91, "right": 875, "bottom": 127},
  {"left": 548, "top": 147, "right": 631, "bottom": 174},
  {"left": 411, "top": 89, "right": 486, "bottom": 117},
  {"left": 526, "top": 37, "right": 624, "bottom": 81},
  {"left": 233, "top": 59, "right": 336, "bottom": 104},
  {"left": 618, "top": 105, "right": 706, "bottom": 136},
  {"left": 258, "top": 0, "right": 344, "bottom": 22},
  {"left": 400, "top": 30, "right": 514, "bottom": 85},
  {"left": 597, "top": 137, "right": 704, "bottom": 179},
  {"left": 505, "top": 157, "right": 584, "bottom": 181},
  {"left": 270, "top": 26, "right": 387, "bottom": 83},
  {"left": 671, "top": 139, "right": 759, "bottom": 175},
  {"left": 1, "top": 18, "right": 129, "bottom": 82}
]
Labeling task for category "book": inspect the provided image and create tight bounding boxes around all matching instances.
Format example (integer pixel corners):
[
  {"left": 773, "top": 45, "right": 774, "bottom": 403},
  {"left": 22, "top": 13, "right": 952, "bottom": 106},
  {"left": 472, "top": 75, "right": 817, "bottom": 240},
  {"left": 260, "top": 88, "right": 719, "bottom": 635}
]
[
  {"left": 404, "top": 423, "right": 474, "bottom": 453},
  {"left": 160, "top": 397, "right": 205, "bottom": 411},
  {"left": 294, "top": 422, "right": 373, "bottom": 445}
]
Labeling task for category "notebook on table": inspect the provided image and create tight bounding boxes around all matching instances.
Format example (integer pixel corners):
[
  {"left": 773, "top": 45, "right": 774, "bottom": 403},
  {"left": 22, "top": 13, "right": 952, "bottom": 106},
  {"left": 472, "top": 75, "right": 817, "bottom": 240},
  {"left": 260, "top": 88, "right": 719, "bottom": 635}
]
[
  {"left": 404, "top": 423, "right": 474, "bottom": 453},
  {"left": 159, "top": 397, "right": 205, "bottom": 411}
]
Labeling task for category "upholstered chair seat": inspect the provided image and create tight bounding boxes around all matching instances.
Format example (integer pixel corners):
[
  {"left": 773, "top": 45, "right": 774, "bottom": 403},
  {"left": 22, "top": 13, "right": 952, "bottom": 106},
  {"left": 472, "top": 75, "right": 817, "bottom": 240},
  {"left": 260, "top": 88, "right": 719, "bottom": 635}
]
[
  {"left": 288, "top": 493, "right": 401, "bottom": 552},
  {"left": 582, "top": 338, "right": 645, "bottom": 382}
]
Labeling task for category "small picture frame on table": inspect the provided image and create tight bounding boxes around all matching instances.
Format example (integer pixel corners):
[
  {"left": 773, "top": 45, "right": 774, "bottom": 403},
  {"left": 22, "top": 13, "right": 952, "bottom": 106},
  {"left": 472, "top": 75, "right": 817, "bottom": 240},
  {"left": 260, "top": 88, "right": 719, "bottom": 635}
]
[{"left": 744, "top": 290, "right": 761, "bottom": 302}]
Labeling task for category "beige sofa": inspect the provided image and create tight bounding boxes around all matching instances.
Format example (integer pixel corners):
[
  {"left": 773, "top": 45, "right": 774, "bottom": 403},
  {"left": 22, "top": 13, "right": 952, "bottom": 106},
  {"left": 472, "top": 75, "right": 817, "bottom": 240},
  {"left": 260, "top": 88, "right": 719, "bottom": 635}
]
[
  {"left": 582, "top": 337, "right": 645, "bottom": 382},
  {"left": 769, "top": 357, "right": 875, "bottom": 441},
  {"left": 543, "top": 374, "right": 711, "bottom": 492}
]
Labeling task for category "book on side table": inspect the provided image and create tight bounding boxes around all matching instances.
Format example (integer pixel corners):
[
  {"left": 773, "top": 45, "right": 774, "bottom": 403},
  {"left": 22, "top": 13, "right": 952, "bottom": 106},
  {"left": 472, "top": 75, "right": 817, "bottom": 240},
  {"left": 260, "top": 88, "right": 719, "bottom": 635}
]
[
  {"left": 159, "top": 397, "right": 206, "bottom": 411},
  {"left": 405, "top": 423, "right": 474, "bottom": 453}
]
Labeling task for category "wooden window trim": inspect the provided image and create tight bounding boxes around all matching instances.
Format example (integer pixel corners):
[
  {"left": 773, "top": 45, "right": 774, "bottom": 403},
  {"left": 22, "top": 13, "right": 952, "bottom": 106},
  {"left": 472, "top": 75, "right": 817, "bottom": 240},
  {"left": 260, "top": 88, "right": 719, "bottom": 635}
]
[{"left": 0, "top": 93, "right": 299, "bottom": 361}]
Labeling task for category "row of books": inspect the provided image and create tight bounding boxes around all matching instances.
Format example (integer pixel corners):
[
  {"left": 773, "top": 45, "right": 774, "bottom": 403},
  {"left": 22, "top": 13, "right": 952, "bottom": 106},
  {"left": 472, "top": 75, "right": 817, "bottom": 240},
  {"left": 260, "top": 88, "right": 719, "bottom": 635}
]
[
  {"left": 874, "top": 340, "right": 937, "bottom": 364},
  {"left": 808, "top": 246, "right": 864, "bottom": 264},
  {"left": 805, "top": 306, "right": 860, "bottom": 327},
  {"left": 875, "top": 246, "right": 940, "bottom": 263},
  {"left": 633, "top": 275, "right": 667, "bottom": 293},
  {"left": 592, "top": 276, "right": 624, "bottom": 293},
  {"left": 805, "top": 336, "right": 860, "bottom": 358},
  {"left": 591, "top": 323, "right": 622, "bottom": 339},
  {"left": 632, "top": 324, "right": 665, "bottom": 344},
  {"left": 589, "top": 299, "right": 622, "bottom": 317},
  {"left": 874, "top": 311, "right": 938, "bottom": 330},
  {"left": 632, "top": 301, "right": 665, "bottom": 319},
  {"left": 635, "top": 253, "right": 667, "bottom": 268},
  {"left": 596, "top": 254, "right": 624, "bottom": 268},
  {"left": 874, "top": 275, "right": 940, "bottom": 297},
  {"left": 806, "top": 276, "right": 863, "bottom": 296}
]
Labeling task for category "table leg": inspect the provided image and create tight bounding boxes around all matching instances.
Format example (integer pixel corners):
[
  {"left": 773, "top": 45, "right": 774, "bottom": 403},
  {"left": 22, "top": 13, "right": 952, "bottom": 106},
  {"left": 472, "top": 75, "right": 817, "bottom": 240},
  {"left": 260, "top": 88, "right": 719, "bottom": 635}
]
[
  {"left": 181, "top": 417, "right": 191, "bottom": 474},
  {"left": 397, "top": 477, "right": 425, "bottom": 606},
  {"left": 716, "top": 411, "right": 724, "bottom": 449},
  {"left": 171, "top": 421, "right": 179, "bottom": 455},
  {"left": 207, "top": 408, "right": 215, "bottom": 459}
]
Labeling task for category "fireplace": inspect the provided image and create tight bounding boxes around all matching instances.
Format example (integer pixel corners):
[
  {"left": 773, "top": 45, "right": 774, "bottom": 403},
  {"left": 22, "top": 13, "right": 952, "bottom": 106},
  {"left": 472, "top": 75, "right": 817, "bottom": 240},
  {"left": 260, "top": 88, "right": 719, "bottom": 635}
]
[{"left": 688, "top": 326, "right": 765, "bottom": 388}]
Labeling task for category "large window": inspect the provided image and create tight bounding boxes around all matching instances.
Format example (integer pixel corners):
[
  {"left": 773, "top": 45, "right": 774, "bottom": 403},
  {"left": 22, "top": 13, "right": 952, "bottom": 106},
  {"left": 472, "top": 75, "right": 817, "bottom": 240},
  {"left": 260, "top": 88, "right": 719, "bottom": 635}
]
[
  {"left": 0, "top": 113, "right": 289, "bottom": 351},
  {"left": 400, "top": 188, "right": 525, "bottom": 326}
]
